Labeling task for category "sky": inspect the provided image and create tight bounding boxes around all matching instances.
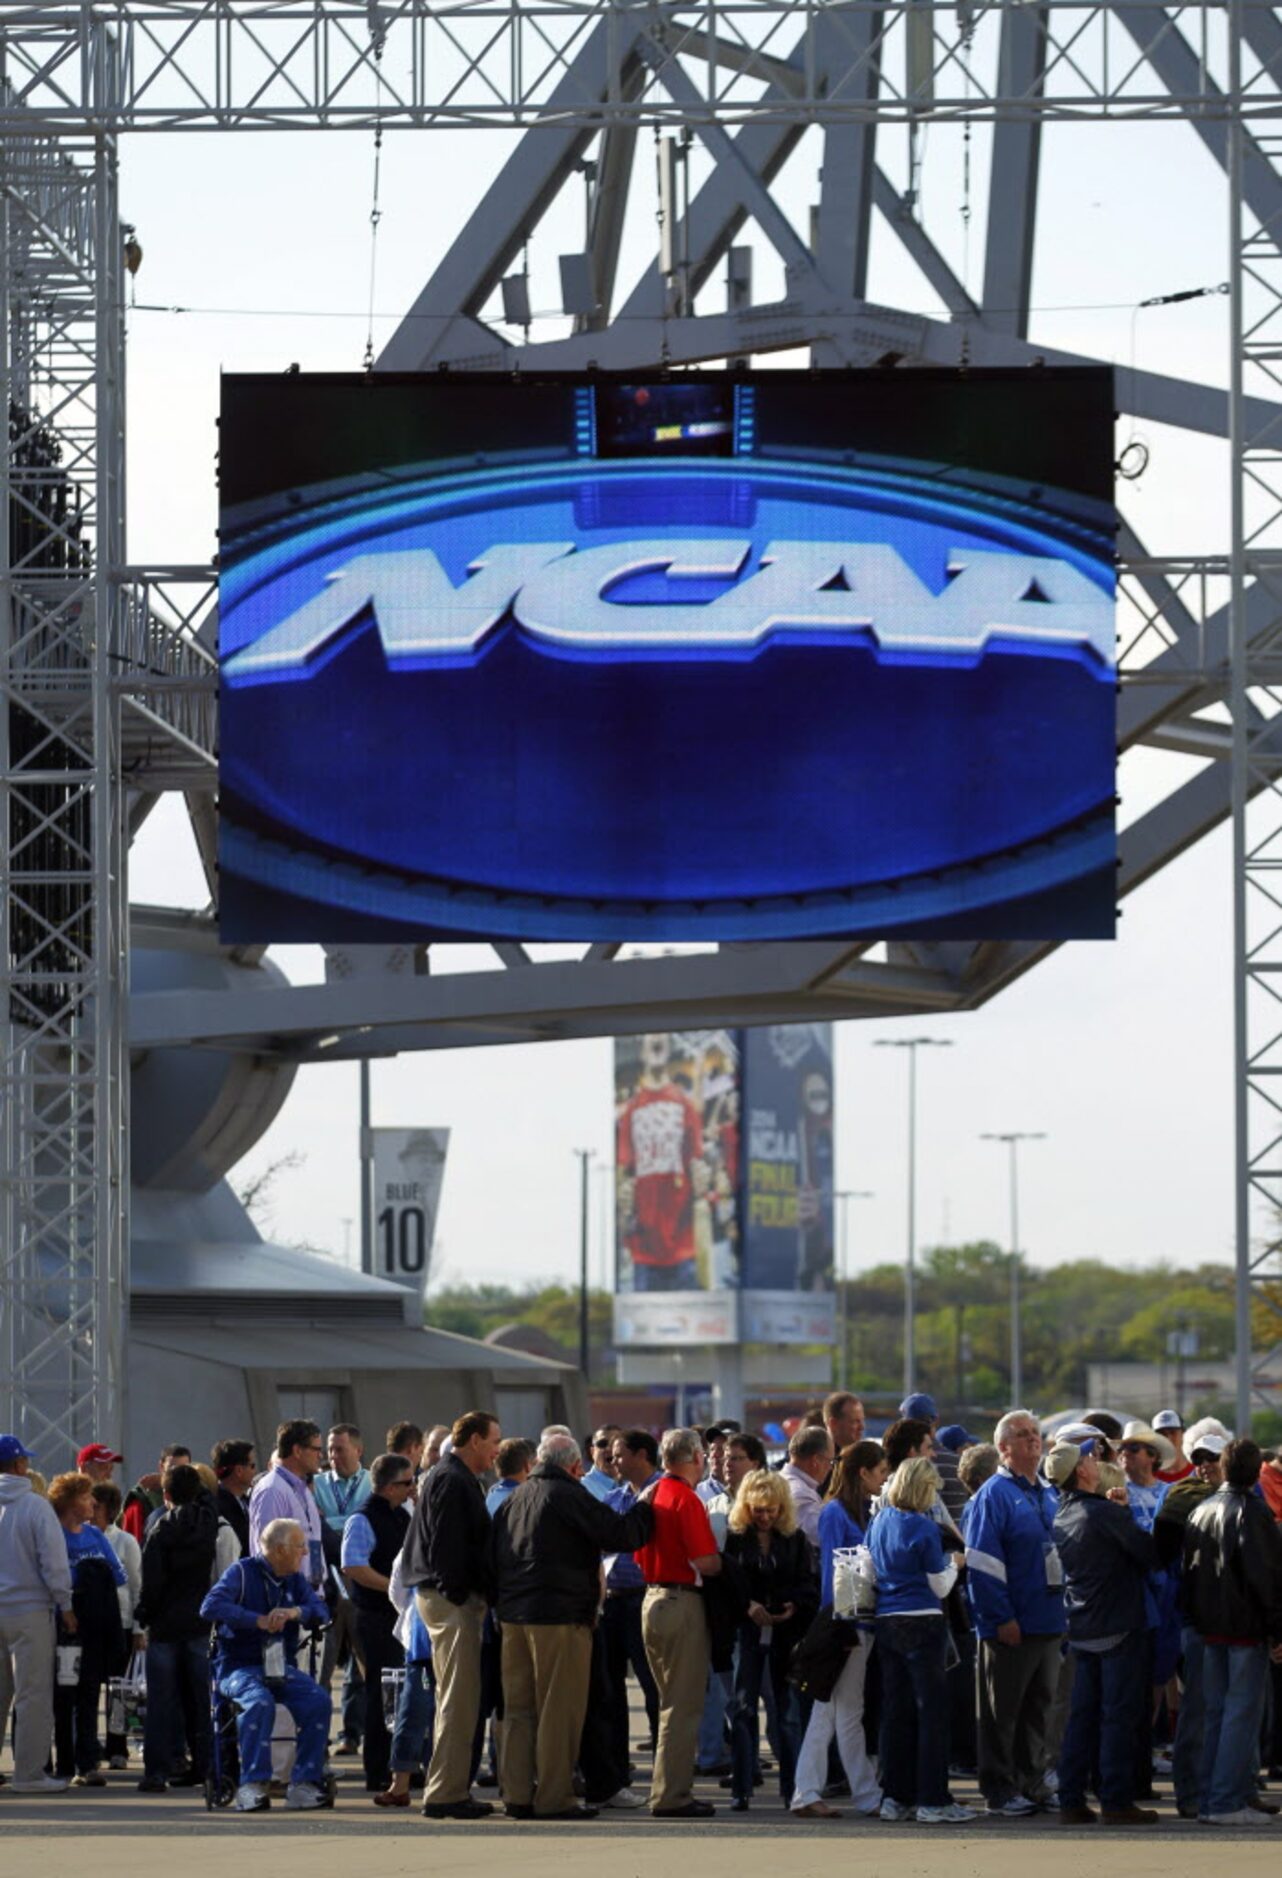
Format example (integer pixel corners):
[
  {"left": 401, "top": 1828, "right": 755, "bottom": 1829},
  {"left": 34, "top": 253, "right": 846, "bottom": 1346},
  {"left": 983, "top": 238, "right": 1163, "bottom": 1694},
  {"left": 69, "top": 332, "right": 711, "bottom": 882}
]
[{"left": 118, "top": 73, "right": 1245, "bottom": 1298}]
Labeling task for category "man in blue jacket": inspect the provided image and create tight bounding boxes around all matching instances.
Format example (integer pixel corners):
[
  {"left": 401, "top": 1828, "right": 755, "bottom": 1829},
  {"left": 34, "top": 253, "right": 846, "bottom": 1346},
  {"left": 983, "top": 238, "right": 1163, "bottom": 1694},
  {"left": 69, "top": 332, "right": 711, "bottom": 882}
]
[
  {"left": 963, "top": 1409, "right": 1066, "bottom": 1818},
  {"left": 201, "top": 1516, "right": 331, "bottom": 1813}
]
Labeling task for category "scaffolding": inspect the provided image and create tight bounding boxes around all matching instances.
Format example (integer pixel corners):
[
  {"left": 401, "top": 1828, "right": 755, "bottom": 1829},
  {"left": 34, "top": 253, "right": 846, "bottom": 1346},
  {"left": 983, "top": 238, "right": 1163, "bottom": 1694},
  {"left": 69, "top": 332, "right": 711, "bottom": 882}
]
[{"left": 0, "top": 2, "right": 1279, "bottom": 1452}]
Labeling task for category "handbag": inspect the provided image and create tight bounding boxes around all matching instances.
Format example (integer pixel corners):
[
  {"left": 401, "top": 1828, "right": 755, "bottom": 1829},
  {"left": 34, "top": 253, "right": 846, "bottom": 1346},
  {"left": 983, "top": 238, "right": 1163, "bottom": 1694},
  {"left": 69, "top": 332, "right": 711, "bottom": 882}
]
[{"left": 786, "top": 1605, "right": 859, "bottom": 1703}]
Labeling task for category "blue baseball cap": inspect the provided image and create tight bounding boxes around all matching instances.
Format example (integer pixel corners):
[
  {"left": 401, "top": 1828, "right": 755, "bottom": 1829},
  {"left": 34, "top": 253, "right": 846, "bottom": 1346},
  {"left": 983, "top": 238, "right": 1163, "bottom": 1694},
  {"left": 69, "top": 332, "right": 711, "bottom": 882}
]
[
  {"left": 936, "top": 1424, "right": 979, "bottom": 1453},
  {"left": 0, "top": 1434, "right": 36, "bottom": 1464},
  {"left": 899, "top": 1392, "right": 937, "bottom": 1422}
]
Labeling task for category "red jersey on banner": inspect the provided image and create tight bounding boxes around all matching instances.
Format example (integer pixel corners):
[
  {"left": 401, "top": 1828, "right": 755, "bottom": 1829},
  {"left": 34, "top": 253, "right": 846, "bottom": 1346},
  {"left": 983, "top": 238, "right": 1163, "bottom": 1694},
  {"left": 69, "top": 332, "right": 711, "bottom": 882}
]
[{"left": 617, "top": 1081, "right": 703, "bottom": 1266}]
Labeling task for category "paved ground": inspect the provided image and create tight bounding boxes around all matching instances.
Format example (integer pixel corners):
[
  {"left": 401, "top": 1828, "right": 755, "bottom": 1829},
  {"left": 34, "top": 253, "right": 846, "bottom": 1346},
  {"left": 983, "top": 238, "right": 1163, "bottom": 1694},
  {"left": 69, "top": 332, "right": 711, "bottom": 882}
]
[{"left": 5, "top": 1757, "right": 1282, "bottom": 1875}]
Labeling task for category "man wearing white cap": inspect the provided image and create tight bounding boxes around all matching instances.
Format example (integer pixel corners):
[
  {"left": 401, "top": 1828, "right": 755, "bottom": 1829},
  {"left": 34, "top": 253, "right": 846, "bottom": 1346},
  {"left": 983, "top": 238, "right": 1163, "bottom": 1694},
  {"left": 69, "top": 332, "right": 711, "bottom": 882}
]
[
  {"left": 1154, "top": 1425, "right": 1238, "bottom": 1819},
  {"left": 1153, "top": 1411, "right": 1194, "bottom": 1485}
]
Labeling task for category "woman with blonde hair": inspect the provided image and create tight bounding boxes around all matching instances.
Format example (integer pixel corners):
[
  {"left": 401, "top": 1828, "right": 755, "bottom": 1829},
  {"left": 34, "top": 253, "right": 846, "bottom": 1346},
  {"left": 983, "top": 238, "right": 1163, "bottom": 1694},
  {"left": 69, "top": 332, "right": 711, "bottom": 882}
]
[
  {"left": 723, "top": 1468, "right": 818, "bottom": 1811},
  {"left": 868, "top": 1458, "right": 972, "bottom": 1824}
]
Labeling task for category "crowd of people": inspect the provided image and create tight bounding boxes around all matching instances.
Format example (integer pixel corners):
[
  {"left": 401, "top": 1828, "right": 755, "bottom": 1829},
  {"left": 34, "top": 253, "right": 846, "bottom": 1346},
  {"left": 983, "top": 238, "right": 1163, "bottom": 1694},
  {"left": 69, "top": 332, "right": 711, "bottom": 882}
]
[{"left": 2, "top": 1390, "right": 1282, "bottom": 1827}]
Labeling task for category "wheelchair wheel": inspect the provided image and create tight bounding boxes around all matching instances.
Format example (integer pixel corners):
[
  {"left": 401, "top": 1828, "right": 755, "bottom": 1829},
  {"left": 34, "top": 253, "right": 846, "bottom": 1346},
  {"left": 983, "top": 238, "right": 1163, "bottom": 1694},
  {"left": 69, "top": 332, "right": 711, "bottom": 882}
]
[{"left": 205, "top": 1771, "right": 237, "bottom": 1810}]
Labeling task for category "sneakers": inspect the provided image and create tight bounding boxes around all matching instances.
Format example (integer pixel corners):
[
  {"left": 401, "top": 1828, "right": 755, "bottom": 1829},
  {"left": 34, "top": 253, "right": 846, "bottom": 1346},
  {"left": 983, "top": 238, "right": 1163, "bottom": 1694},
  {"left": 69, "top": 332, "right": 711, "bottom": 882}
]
[
  {"left": 232, "top": 1782, "right": 271, "bottom": 1813},
  {"left": 917, "top": 1802, "right": 976, "bottom": 1824},
  {"left": 604, "top": 1788, "right": 646, "bottom": 1809},
  {"left": 988, "top": 1794, "right": 1039, "bottom": 1817},
  {"left": 879, "top": 1797, "right": 915, "bottom": 1821},
  {"left": 1204, "top": 1808, "right": 1265, "bottom": 1826},
  {"left": 108, "top": 1755, "right": 128, "bottom": 1771},
  {"left": 286, "top": 1782, "right": 326, "bottom": 1810},
  {"left": 10, "top": 1775, "right": 69, "bottom": 1794},
  {"left": 70, "top": 1772, "right": 107, "bottom": 1787}
]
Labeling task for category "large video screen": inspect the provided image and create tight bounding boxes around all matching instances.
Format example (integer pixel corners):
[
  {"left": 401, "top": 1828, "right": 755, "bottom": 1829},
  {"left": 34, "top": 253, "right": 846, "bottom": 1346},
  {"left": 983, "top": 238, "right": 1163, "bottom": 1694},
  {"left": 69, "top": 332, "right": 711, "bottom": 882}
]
[{"left": 219, "top": 368, "right": 1116, "bottom": 941}]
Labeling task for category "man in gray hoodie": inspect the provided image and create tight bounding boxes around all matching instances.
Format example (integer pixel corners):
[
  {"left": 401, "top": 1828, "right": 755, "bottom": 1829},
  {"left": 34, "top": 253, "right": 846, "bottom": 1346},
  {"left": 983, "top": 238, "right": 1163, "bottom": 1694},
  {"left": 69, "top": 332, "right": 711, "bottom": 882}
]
[{"left": 0, "top": 1432, "right": 75, "bottom": 1792}]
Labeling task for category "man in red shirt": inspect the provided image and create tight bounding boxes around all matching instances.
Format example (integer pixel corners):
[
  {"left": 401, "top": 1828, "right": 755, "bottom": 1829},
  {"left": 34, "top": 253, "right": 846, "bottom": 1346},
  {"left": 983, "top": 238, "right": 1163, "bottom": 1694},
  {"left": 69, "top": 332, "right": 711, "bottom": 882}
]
[
  {"left": 1154, "top": 1410, "right": 1195, "bottom": 1484},
  {"left": 635, "top": 1427, "right": 722, "bottom": 1817},
  {"left": 617, "top": 1034, "right": 706, "bottom": 1290}
]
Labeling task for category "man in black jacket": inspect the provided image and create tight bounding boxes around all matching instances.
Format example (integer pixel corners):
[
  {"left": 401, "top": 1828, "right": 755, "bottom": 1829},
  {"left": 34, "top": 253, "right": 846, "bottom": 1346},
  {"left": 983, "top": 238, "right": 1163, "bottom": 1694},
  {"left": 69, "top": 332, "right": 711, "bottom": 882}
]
[
  {"left": 401, "top": 1409, "right": 501, "bottom": 1819},
  {"left": 136, "top": 1462, "right": 218, "bottom": 1791},
  {"left": 341, "top": 1451, "right": 414, "bottom": 1795},
  {"left": 491, "top": 1432, "right": 653, "bottom": 1820},
  {"left": 210, "top": 1439, "right": 255, "bottom": 1557},
  {"left": 1047, "top": 1439, "right": 1157, "bottom": 1827},
  {"left": 1183, "top": 1438, "right": 1282, "bottom": 1826}
]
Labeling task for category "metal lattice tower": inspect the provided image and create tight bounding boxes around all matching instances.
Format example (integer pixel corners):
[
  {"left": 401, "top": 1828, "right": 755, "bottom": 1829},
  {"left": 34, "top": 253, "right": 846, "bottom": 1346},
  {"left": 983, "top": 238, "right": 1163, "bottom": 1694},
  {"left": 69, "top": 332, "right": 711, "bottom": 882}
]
[{"left": 0, "top": 3, "right": 1280, "bottom": 1450}]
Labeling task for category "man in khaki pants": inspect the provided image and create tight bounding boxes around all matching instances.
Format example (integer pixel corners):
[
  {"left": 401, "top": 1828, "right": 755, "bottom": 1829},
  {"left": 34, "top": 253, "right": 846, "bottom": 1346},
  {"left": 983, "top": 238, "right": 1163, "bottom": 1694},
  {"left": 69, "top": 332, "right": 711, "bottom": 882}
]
[
  {"left": 400, "top": 1410, "right": 501, "bottom": 1819},
  {"left": 636, "top": 1427, "right": 722, "bottom": 1818},
  {"left": 492, "top": 1431, "right": 652, "bottom": 1819},
  {"left": 0, "top": 1432, "right": 75, "bottom": 1793}
]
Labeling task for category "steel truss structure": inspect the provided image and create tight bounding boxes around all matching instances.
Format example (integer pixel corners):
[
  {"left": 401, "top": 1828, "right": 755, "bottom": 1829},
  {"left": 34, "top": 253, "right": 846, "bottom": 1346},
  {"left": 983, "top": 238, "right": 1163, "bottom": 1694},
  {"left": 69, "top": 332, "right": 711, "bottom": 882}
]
[{"left": 0, "top": 0, "right": 1280, "bottom": 1451}]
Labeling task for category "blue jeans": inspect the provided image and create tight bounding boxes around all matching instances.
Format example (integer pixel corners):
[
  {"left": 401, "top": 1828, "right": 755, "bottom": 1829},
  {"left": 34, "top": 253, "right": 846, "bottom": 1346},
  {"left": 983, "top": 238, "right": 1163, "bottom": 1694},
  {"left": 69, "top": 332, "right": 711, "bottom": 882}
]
[
  {"left": 1172, "top": 1627, "right": 1204, "bottom": 1812},
  {"left": 632, "top": 1260, "right": 698, "bottom": 1292},
  {"left": 390, "top": 1659, "right": 435, "bottom": 1774},
  {"left": 697, "top": 1667, "right": 734, "bottom": 1767},
  {"left": 729, "top": 1625, "right": 799, "bottom": 1803},
  {"left": 143, "top": 1637, "right": 210, "bottom": 1782},
  {"left": 1201, "top": 1642, "right": 1269, "bottom": 1817},
  {"left": 876, "top": 1615, "right": 949, "bottom": 1809},
  {"left": 1058, "top": 1633, "right": 1147, "bottom": 1811},
  {"left": 219, "top": 1665, "right": 331, "bottom": 1787}
]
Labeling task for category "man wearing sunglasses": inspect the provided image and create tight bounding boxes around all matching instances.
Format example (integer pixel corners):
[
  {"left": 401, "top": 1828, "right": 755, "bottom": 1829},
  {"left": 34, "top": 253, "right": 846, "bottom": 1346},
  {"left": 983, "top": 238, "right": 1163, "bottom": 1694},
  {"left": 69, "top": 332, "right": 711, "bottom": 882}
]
[{"left": 583, "top": 1426, "right": 622, "bottom": 1503}]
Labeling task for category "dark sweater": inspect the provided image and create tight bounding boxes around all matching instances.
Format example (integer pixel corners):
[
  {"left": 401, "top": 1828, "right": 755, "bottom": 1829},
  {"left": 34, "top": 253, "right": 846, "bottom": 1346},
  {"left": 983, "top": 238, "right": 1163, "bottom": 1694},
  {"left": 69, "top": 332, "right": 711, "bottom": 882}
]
[
  {"left": 400, "top": 1453, "right": 492, "bottom": 1605},
  {"left": 491, "top": 1462, "right": 653, "bottom": 1626},
  {"left": 137, "top": 1494, "right": 219, "bottom": 1642}
]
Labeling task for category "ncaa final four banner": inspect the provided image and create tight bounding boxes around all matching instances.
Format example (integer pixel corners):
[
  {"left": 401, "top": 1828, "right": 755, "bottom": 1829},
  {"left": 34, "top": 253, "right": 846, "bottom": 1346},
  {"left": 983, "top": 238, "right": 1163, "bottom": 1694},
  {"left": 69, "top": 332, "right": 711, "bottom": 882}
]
[
  {"left": 217, "top": 367, "right": 1116, "bottom": 946},
  {"left": 369, "top": 1128, "right": 449, "bottom": 1295},
  {"left": 612, "top": 1025, "right": 837, "bottom": 1347},
  {"left": 613, "top": 1030, "right": 741, "bottom": 1346}
]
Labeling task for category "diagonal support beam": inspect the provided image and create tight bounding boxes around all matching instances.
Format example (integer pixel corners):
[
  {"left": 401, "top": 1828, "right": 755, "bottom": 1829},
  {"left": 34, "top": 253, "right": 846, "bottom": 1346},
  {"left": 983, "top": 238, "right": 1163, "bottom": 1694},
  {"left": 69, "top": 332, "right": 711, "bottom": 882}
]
[{"left": 982, "top": 0, "right": 1047, "bottom": 337}]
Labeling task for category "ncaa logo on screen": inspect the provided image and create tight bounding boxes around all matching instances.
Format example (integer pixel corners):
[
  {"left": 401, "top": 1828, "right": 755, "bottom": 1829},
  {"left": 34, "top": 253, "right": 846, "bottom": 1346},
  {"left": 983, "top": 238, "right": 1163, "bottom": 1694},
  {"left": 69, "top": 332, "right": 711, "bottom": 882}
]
[{"left": 224, "top": 535, "right": 1112, "bottom": 686}]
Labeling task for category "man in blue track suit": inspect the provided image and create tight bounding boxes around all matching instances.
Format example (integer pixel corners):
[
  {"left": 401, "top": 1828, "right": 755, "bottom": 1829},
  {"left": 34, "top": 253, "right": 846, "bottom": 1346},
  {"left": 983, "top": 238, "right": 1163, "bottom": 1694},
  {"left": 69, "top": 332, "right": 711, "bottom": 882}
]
[
  {"left": 201, "top": 1515, "right": 332, "bottom": 1812},
  {"left": 963, "top": 1409, "right": 1067, "bottom": 1818}
]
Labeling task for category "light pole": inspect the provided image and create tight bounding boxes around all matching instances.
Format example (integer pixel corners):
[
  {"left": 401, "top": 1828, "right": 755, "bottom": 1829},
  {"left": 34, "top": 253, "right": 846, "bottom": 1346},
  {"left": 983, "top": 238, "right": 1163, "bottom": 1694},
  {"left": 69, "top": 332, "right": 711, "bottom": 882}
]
[
  {"left": 834, "top": 1189, "right": 874, "bottom": 1390},
  {"left": 980, "top": 1131, "right": 1046, "bottom": 1407},
  {"left": 574, "top": 1148, "right": 594, "bottom": 1379},
  {"left": 875, "top": 1037, "right": 953, "bottom": 1396}
]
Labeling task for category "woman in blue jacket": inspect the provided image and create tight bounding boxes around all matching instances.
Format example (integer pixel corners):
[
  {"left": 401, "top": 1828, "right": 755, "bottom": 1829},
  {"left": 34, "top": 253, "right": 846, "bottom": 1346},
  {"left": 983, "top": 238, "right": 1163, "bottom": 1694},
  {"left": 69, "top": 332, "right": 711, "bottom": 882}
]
[
  {"left": 868, "top": 1458, "right": 972, "bottom": 1824},
  {"left": 791, "top": 1438, "right": 887, "bottom": 1819}
]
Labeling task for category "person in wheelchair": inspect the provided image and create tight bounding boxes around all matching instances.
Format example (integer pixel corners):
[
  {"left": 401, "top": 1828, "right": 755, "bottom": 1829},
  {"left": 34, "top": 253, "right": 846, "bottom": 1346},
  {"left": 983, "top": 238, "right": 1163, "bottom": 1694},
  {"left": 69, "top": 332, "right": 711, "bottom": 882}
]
[{"left": 201, "top": 1516, "right": 332, "bottom": 1812}]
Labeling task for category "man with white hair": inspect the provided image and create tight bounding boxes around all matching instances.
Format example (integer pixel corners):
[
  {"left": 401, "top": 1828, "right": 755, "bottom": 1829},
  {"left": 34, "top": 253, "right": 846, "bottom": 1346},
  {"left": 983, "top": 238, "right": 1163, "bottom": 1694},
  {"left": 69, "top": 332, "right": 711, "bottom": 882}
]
[
  {"left": 964, "top": 1408, "right": 1066, "bottom": 1818},
  {"left": 201, "top": 1517, "right": 332, "bottom": 1812},
  {"left": 490, "top": 1431, "right": 653, "bottom": 1819},
  {"left": 781, "top": 1425, "right": 834, "bottom": 1544},
  {"left": 635, "top": 1427, "right": 722, "bottom": 1818}
]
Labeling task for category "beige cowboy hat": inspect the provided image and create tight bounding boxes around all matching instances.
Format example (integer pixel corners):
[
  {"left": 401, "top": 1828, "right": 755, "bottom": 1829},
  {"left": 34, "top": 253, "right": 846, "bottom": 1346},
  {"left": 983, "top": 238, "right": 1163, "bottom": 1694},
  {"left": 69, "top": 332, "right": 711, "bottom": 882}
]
[{"left": 1120, "top": 1419, "right": 1177, "bottom": 1471}]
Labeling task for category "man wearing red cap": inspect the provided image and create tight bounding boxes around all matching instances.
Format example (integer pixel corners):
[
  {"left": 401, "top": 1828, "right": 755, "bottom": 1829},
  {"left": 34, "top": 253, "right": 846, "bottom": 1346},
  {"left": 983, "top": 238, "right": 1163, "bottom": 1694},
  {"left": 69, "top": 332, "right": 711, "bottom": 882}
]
[{"left": 77, "top": 1445, "right": 123, "bottom": 1485}]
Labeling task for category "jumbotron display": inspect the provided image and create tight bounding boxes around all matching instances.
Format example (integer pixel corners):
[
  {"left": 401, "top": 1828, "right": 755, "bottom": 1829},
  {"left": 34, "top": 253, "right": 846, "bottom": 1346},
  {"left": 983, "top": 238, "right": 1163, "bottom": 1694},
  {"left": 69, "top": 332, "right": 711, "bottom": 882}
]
[{"left": 218, "top": 368, "right": 1117, "bottom": 942}]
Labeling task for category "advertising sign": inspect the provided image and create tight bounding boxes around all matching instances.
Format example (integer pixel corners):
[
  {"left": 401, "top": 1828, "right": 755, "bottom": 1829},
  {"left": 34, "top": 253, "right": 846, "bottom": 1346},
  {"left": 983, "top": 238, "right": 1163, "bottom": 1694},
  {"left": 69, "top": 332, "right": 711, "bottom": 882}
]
[
  {"left": 370, "top": 1127, "right": 449, "bottom": 1293},
  {"left": 218, "top": 368, "right": 1117, "bottom": 944},
  {"left": 613, "top": 1030, "right": 740, "bottom": 1346},
  {"left": 741, "top": 1025, "right": 835, "bottom": 1294}
]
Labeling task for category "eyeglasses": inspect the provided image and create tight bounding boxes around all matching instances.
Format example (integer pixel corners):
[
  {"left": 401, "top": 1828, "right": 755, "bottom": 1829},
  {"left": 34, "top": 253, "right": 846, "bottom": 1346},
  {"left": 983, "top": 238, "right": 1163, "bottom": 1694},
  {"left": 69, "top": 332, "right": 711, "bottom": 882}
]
[{"left": 593, "top": 1439, "right": 613, "bottom": 1450}]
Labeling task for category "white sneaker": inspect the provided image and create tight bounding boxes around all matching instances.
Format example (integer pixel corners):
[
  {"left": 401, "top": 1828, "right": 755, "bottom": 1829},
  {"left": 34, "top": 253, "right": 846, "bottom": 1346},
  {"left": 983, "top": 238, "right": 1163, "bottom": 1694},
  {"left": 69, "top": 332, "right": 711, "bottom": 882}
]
[
  {"left": 917, "top": 1802, "right": 977, "bottom": 1824},
  {"left": 1204, "top": 1809, "right": 1261, "bottom": 1826},
  {"left": 879, "top": 1797, "right": 914, "bottom": 1821},
  {"left": 285, "top": 1782, "right": 326, "bottom": 1810},
  {"left": 10, "top": 1775, "right": 69, "bottom": 1794},
  {"left": 605, "top": 1787, "right": 646, "bottom": 1809},
  {"left": 988, "top": 1794, "right": 1038, "bottom": 1817},
  {"left": 232, "top": 1782, "right": 272, "bottom": 1812}
]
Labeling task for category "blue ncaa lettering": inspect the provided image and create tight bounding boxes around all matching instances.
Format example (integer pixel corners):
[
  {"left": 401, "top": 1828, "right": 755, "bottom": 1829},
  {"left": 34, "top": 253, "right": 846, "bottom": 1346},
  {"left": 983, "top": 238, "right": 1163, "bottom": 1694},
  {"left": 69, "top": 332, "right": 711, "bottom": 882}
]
[{"left": 223, "top": 538, "right": 1112, "bottom": 685}]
